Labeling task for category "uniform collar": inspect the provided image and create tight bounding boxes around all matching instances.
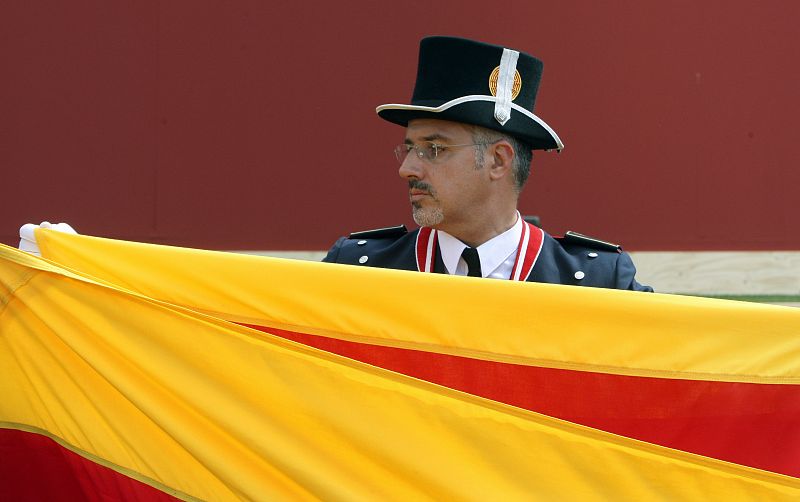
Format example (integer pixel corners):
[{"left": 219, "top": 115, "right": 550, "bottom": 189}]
[{"left": 437, "top": 213, "right": 522, "bottom": 277}]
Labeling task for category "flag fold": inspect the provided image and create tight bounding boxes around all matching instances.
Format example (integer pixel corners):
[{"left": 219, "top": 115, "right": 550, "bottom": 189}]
[{"left": 0, "top": 231, "right": 798, "bottom": 500}]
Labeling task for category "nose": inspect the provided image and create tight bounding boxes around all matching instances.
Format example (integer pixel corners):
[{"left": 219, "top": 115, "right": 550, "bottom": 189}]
[{"left": 398, "top": 152, "right": 424, "bottom": 180}]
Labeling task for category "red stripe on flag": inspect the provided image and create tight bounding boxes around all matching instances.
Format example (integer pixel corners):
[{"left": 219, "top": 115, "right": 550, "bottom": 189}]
[
  {"left": 254, "top": 325, "right": 800, "bottom": 478},
  {"left": 0, "top": 428, "right": 180, "bottom": 502}
]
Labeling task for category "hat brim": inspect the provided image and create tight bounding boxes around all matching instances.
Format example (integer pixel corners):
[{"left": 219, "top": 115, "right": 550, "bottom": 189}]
[{"left": 376, "top": 96, "right": 563, "bottom": 151}]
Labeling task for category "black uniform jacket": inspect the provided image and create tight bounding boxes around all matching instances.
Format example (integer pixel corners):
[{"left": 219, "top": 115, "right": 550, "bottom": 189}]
[{"left": 323, "top": 225, "right": 653, "bottom": 292}]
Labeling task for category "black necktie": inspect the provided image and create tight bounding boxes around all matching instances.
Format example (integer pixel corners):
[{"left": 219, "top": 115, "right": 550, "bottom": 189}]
[{"left": 461, "top": 247, "right": 482, "bottom": 277}]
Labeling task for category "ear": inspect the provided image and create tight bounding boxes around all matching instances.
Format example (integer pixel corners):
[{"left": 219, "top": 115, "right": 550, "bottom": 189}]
[{"left": 487, "top": 141, "right": 514, "bottom": 182}]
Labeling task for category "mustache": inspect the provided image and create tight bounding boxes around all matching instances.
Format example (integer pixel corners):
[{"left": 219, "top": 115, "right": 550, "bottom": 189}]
[{"left": 408, "top": 180, "right": 434, "bottom": 194}]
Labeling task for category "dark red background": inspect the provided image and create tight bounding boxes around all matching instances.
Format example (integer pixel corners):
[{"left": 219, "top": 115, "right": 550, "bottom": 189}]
[{"left": 2, "top": 1, "right": 798, "bottom": 251}]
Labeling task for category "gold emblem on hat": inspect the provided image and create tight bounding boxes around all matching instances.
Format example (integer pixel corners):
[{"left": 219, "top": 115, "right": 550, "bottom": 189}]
[{"left": 489, "top": 67, "right": 522, "bottom": 100}]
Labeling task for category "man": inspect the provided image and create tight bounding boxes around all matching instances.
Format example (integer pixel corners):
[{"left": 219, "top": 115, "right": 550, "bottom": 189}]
[{"left": 323, "top": 36, "right": 652, "bottom": 291}]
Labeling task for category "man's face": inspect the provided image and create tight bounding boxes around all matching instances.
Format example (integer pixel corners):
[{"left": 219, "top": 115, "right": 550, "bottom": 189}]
[{"left": 399, "top": 118, "right": 490, "bottom": 232}]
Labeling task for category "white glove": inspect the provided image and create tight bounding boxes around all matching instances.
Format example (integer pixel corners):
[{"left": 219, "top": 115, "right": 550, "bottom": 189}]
[{"left": 19, "top": 221, "right": 78, "bottom": 256}]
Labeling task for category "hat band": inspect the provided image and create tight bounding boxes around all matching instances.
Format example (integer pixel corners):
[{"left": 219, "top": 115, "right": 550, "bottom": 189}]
[{"left": 376, "top": 95, "right": 564, "bottom": 151}]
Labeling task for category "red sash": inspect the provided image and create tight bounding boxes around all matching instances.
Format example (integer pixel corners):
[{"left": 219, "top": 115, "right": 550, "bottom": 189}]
[{"left": 415, "top": 221, "right": 543, "bottom": 281}]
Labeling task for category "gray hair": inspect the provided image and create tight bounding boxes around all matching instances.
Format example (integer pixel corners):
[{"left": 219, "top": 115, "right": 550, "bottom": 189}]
[{"left": 471, "top": 126, "right": 533, "bottom": 193}]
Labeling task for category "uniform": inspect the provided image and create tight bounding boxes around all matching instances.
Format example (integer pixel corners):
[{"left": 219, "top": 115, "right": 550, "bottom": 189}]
[
  {"left": 325, "top": 37, "right": 652, "bottom": 292},
  {"left": 323, "top": 224, "right": 653, "bottom": 292}
]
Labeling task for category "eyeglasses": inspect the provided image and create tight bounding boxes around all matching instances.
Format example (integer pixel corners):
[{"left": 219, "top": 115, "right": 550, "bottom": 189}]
[{"left": 393, "top": 142, "right": 485, "bottom": 164}]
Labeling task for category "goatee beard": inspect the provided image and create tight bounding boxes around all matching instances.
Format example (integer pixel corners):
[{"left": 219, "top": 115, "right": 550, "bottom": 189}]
[
  {"left": 408, "top": 179, "right": 443, "bottom": 226},
  {"left": 412, "top": 205, "right": 444, "bottom": 227}
]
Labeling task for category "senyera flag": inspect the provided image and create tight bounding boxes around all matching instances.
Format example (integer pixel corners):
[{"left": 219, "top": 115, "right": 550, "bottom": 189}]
[{"left": 0, "top": 231, "right": 798, "bottom": 500}]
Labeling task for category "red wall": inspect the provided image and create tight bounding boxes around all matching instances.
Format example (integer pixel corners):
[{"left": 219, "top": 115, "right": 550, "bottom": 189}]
[{"left": 2, "top": 1, "right": 799, "bottom": 251}]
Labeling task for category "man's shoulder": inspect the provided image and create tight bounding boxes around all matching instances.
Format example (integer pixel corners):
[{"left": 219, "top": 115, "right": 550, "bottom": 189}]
[
  {"left": 323, "top": 225, "right": 419, "bottom": 269},
  {"left": 538, "top": 229, "right": 652, "bottom": 291},
  {"left": 535, "top": 229, "right": 623, "bottom": 280}
]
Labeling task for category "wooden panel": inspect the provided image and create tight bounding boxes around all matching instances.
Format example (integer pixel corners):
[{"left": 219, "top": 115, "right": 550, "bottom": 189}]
[{"left": 629, "top": 251, "right": 800, "bottom": 295}]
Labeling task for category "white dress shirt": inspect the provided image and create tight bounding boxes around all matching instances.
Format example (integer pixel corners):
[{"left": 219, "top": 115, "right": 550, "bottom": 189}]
[{"left": 436, "top": 213, "right": 523, "bottom": 280}]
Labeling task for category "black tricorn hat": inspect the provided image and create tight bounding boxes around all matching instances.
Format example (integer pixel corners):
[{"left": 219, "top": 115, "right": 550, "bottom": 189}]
[{"left": 377, "top": 36, "right": 563, "bottom": 151}]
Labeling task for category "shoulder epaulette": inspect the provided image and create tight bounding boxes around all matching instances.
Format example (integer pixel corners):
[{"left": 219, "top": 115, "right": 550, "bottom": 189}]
[
  {"left": 348, "top": 225, "right": 408, "bottom": 240},
  {"left": 561, "top": 230, "right": 622, "bottom": 252}
]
